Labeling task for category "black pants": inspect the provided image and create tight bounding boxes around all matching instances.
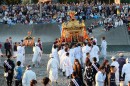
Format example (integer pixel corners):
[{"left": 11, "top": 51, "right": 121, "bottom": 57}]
[
  {"left": 6, "top": 75, "right": 13, "bottom": 86},
  {"left": 87, "top": 81, "right": 92, "bottom": 86},
  {"left": 5, "top": 49, "right": 12, "bottom": 56},
  {"left": 15, "top": 80, "right": 22, "bottom": 86}
]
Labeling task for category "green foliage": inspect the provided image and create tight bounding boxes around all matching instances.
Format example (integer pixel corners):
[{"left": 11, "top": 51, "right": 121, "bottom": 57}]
[
  {"left": 4, "top": 0, "right": 21, "bottom": 5},
  {"left": 32, "top": 0, "right": 39, "bottom": 3},
  {"left": 121, "top": 0, "right": 130, "bottom": 3}
]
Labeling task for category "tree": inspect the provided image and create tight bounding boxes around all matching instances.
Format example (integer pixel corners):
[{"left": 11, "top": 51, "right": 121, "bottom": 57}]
[
  {"left": 121, "top": 0, "right": 130, "bottom": 3},
  {"left": 4, "top": 0, "right": 21, "bottom": 5}
]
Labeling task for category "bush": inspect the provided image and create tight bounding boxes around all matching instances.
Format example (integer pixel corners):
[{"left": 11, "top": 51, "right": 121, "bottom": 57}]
[
  {"left": 121, "top": 0, "right": 130, "bottom": 3},
  {"left": 3, "top": 0, "right": 21, "bottom": 5}
]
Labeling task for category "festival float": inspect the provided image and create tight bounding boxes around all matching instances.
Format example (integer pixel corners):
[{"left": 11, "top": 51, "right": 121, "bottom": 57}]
[
  {"left": 23, "top": 31, "right": 35, "bottom": 46},
  {"left": 59, "top": 11, "right": 90, "bottom": 43}
]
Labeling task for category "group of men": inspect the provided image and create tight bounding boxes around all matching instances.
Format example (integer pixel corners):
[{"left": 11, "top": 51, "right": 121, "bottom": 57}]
[
  {"left": 47, "top": 36, "right": 108, "bottom": 85},
  {"left": 47, "top": 36, "right": 130, "bottom": 86}
]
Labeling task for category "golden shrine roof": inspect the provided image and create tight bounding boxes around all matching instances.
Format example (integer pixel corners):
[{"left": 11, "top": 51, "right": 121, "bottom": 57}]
[{"left": 62, "top": 20, "right": 85, "bottom": 29}]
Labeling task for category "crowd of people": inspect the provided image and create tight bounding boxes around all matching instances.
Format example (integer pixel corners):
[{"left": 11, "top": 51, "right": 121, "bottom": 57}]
[
  {"left": 0, "top": 2, "right": 130, "bottom": 25},
  {"left": 47, "top": 37, "right": 130, "bottom": 86},
  {"left": 1, "top": 1, "right": 130, "bottom": 86},
  {"left": 1, "top": 35, "right": 130, "bottom": 86}
]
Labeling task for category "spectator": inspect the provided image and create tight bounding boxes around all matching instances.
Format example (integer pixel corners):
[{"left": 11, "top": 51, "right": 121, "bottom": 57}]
[
  {"left": 68, "top": 71, "right": 83, "bottom": 86},
  {"left": 111, "top": 56, "right": 119, "bottom": 85},
  {"left": 30, "top": 79, "right": 37, "bottom": 86},
  {"left": 4, "top": 39, "right": 12, "bottom": 56},
  {"left": 95, "top": 66, "right": 106, "bottom": 86},
  {"left": 83, "top": 62, "right": 94, "bottom": 86},
  {"left": 108, "top": 66, "right": 117, "bottom": 86},
  {"left": 117, "top": 53, "right": 126, "bottom": 81},
  {"left": 3, "top": 55, "right": 15, "bottom": 86},
  {"left": 14, "top": 61, "right": 23, "bottom": 86},
  {"left": 42, "top": 77, "right": 51, "bottom": 86},
  {"left": 73, "top": 59, "right": 83, "bottom": 82}
]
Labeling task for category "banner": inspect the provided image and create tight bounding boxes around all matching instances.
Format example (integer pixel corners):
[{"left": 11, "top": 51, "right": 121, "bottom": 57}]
[
  {"left": 39, "top": 0, "right": 51, "bottom": 3},
  {"left": 115, "top": 0, "right": 120, "bottom": 4}
]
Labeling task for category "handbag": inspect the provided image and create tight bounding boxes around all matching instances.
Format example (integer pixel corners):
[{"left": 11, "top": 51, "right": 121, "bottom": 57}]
[{"left": 4, "top": 72, "right": 8, "bottom": 77}]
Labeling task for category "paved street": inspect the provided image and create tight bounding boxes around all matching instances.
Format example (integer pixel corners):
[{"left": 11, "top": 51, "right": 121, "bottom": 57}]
[{"left": 0, "top": 52, "right": 130, "bottom": 86}]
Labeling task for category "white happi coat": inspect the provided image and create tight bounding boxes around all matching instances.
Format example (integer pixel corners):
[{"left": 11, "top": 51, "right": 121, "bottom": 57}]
[
  {"left": 58, "top": 49, "right": 65, "bottom": 64},
  {"left": 21, "top": 46, "right": 25, "bottom": 64},
  {"left": 90, "top": 45, "right": 99, "bottom": 62},
  {"left": 60, "top": 52, "right": 67, "bottom": 70},
  {"left": 52, "top": 48, "right": 59, "bottom": 63},
  {"left": 69, "top": 48, "right": 75, "bottom": 65},
  {"left": 101, "top": 40, "right": 107, "bottom": 58},
  {"left": 82, "top": 45, "right": 91, "bottom": 64},
  {"left": 122, "top": 63, "right": 130, "bottom": 85},
  {"left": 17, "top": 46, "right": 24, "bottom": 66},
  {"left": 22, "top": 70, "right": 36, "bottom": 86},
  {"left": 47, "top": 58, "right": 59, "bottom": 82},
  {"left": 32, "top": 46, "right": 41, "bottom": 63},
  {"left": 95, "top": 71, "right": 106, "bottom": 86},
  {"left": 111, "top": 61, "right": 119, "bottom": 85},
  {"left": 82, "top": 46, "right": 87, "bottom": 64},
  {"left": 75, "top": 46, "right": 82, "bottom": 63},
  {"left": 63, "top": 56, "right": 73, "bottom": 76}
]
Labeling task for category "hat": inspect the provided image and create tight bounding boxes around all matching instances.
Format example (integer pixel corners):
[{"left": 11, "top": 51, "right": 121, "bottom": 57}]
[
  {"left": 119, "top": 53, "right": 124, "bottom": 57},
  {"left": 111, "top": 56, "right": 116, "bottom": 59}
]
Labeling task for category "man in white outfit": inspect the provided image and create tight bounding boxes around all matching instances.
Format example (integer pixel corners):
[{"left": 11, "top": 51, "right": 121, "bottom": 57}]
[
  {"left": 52, "top": 45, "right": 59, "bottom": 64},
  {"left": 60, "top": 48, "right": 68, "bottom": 75},
  {"left": 90, "top": 42, "right": 100, "bottom": 62},
  {"left": 63, "top": 53, "right": 73, "bottom": 78},
  {"left": 75, "top": 44, "right": 82, "bottom": 64},
  {"left": 32, "top": 43, "right": 42, "bottom": 67},
  {"left": 47, "top": 54, "right": 59, "bottom": 84},
  {"left": 58, "top": 45, "right": 65, "bottom": 65},
  {"left": 69, "top": 45, "right": 75, "bottom": 65},
  {"left": 21, "top": 44, "right": 25, "bottom": 66},
  {"left": 82, "top": 42, "right": 87, "bottom": 67},
  {"left": 22, "top": 65, "right": 36, "bottom": 86},
  {"left": 122, "top": 58, "right": 130, "bottom": 85},
  {"left": 17, "top": 43, "right": 24, "bottom": 67},
  {"left": 111, "top": 56, "right": 119, "bottom": 85},
  {"left": 95, "top": 66, "right": 106, "bottom": 86},
  {"left": 100, "top": 37, "right": 107, "bottom": 59}
]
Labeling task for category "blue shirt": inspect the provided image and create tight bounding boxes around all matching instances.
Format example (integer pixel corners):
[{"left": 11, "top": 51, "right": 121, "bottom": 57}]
[{"left": 14, "top": 66, "right": 22, "bottom": 80}]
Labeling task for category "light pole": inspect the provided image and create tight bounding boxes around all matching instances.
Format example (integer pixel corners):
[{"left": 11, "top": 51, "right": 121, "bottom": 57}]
[{"left": 40, "top": 2, "right": 42, "bottom": 18}]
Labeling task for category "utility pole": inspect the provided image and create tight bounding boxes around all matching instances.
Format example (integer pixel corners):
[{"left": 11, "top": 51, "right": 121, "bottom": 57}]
[{"left": 40, "top": 1, "right": 42, "bottom": 18}]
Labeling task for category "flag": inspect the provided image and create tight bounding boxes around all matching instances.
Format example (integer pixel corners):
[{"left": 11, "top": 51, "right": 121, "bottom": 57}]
[
  {"left": 115, "top": 0, "right": 120, "bottom": 4},
  {"left": 39, "top": 0, "right": 51, "bottom": 3}
]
